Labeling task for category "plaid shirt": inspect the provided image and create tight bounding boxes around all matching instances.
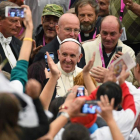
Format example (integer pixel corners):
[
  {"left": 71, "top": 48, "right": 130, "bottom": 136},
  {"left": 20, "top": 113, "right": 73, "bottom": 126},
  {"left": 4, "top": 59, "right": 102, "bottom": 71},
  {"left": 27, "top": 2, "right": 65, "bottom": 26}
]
[{"left": 110, "top": 0, "right": 140, "bottom": 44}]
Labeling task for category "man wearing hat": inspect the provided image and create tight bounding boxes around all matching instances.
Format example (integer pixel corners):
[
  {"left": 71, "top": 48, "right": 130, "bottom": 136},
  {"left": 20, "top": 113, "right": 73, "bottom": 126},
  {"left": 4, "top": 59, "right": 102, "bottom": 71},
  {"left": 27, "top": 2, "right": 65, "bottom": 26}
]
[{"left": 34, "top": 4, "right": 64, "bottom": 47}]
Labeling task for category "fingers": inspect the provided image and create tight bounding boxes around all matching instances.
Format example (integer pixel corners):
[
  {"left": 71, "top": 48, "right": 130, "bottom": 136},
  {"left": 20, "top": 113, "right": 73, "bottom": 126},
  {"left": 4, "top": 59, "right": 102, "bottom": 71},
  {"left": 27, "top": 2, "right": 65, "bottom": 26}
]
[
  {"left": 34, "top": 45, "right": 43, "bottom": 53},
  {"left": 83, "top": 52, "right": 95, "bottom": 73},
  {"left": 110, "top": 98, "right": 115, "bottom": 108}
]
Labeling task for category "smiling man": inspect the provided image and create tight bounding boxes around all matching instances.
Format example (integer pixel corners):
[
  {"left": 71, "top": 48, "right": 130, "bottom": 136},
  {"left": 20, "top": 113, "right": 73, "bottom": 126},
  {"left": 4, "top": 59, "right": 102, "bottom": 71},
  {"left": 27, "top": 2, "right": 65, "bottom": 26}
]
[
  {"left": 0, "top": 1, "right": 22, "bottom": 73},
  {"left": 33, "top": 13, "right": 86, "bottom": 68},
  {"left": 34, "top": 4, "right": 64, "bottom": 47},
  {"left": 56, "top": 38, "right": 83, "bottom": 96},
  {"left": 83, "top": 15, "right": 135, "bottom": 85}
]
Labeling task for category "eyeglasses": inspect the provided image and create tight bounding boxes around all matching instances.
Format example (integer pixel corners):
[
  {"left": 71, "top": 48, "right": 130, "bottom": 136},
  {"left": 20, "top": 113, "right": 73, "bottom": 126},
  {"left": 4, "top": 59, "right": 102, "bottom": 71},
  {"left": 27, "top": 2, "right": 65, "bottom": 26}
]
[
  {"left": 64, "top": 27, "right": 81, "bottom": 34},
  {"left": 43, "top": 16, "right": 59, "bottom": 24}
]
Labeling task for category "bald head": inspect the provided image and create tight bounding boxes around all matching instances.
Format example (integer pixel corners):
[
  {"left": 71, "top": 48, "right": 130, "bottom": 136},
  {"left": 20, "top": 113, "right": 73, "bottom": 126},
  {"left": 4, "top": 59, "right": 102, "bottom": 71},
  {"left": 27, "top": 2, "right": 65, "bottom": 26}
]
[
  {"left": 100, "top": 15, "right": 122, "bottom": 32},
  {"left": 58, "top": 13, "right": 80, "bottom": 26},
  {"left": 55, "top": 13, "right": 80, "bottom": 41}
]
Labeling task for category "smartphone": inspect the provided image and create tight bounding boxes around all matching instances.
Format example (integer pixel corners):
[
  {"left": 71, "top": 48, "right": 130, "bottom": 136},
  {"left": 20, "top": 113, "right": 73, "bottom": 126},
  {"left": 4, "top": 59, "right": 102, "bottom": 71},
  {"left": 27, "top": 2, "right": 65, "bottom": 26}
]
[
  {"left": 44, "top": 52, "right": 54, "bottom": 71},
  {"left": 81, "top": 100, "right": 101, "bottom": 114},
  {"left": 76, "top": 87, "right": 85, "bottom": 97},
  {"left": 5, "top": 6, "right": 25, "bottom": 18},
  {"left": 116, "top": 46, "right": 122, "bottom": 53}
]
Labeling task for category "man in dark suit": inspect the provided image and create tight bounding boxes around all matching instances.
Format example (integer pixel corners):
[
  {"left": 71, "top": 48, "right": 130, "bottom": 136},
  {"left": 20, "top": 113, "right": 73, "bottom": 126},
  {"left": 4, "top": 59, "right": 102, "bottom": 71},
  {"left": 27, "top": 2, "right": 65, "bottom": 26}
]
[
  {"left": 33, "top": 13, "right": 86, "bottom": 68},
  {"left": 0, "top": 1, "right": 22, "bottom": 73}
]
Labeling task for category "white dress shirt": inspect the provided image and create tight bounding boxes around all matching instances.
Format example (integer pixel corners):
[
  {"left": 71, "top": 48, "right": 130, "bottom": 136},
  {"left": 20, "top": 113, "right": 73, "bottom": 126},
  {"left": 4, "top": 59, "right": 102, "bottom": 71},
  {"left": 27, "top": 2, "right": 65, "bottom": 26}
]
[{"left": 0, "top": 32, "right": 17, "bottom": 68}]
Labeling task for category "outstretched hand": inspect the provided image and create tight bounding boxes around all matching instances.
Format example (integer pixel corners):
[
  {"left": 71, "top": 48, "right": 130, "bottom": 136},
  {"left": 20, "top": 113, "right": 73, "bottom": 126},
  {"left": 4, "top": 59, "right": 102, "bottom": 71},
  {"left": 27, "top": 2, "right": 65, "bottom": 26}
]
[
  {"left": 103, "top": 64, "right": 117, "bottom": 83},
  {"left": 30, "top": 40, "right": 43, "bottom": 60},
  {"left": 118, "top": 65, "right": 129, "bottom": 85},
  {"left": 63, "top": 91, "right": 86, "bottom": 118},
  {"left": 21, "top": 5, "right": 33, "bottom": 28},
  {"left": 83, "top": 52, "right": 95, "bottom": 73},
  {"left": 46, "top": 52, "right": 61, "bottom": 79},
  {"left": 96, "top": 95, "right": 114, "bottom": 123}
]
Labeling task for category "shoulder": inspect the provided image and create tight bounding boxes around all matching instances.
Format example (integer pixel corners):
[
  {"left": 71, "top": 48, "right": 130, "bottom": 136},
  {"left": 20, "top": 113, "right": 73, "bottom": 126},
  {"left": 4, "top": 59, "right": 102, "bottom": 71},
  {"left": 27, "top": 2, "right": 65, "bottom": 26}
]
[
  {"left": 75, "top": 66, "right": 83, "bottom": 73},
  {"left": 118, "top": 40, "right": 135, "bottom": 57},
  {"left": 82, "top": 35, "right": 101, "bottom": 50},
  {"left": 12, "top": 36, "right": 22, "bottom": 45}
]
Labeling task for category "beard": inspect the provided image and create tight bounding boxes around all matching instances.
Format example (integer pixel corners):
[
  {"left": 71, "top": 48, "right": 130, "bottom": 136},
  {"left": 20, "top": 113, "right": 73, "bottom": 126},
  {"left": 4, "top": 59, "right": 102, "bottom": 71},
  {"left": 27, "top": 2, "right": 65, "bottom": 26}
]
[{"left": 80, "top": 21, "right": 96, "bottom": 32}]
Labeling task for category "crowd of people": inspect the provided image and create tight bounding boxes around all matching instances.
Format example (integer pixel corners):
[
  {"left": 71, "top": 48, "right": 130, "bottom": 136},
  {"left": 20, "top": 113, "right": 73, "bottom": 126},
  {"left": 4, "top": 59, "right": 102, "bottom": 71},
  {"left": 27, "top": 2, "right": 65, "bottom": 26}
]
[{"left": 0, "top": 0, "right": 140, "bottom": 140}]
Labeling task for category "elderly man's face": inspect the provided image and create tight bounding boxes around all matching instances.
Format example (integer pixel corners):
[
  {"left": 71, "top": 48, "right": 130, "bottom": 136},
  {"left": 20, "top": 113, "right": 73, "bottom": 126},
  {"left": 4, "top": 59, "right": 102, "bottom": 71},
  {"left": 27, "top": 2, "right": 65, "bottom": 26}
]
[
  {"left": 56, "top": 16, "right": 80, "bottom": 41},
  {"left": 78, "top": 4, "right": 97, "bottom": 32},
  {"left": 42, "top": 15, "right": 59, "bottom": 39},
  {"left": 58, "top": 42, "right": 82, "bottom": 73},
  {"left": 98, "top": 0, "right": 109, "bottom": 17},
  {"left": 100, "top": 20, "right": 122, "bottom": 52},
  {"left": 0, "top": 17, "right": 21, "bottom": 38}
]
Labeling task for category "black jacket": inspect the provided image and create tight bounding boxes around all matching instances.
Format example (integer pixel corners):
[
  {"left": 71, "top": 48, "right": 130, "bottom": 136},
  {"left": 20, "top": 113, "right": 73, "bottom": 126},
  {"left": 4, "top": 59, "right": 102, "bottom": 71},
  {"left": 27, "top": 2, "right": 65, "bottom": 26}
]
[
  {"left": 33, "top": 37, "right": 86, "bottom": 68},
  {"left": 0, "top": 36, "right": 22, "bottom": 73},
  {"left": 34, "top": 24, "right": 44, "bottom": 47}
]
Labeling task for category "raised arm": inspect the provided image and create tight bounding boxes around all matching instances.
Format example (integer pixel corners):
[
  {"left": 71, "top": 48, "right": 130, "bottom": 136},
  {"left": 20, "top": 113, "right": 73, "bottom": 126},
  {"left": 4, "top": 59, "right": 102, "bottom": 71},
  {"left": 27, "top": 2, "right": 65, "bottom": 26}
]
[
  {"left": 83, "top": 52, "right": 97, "bottom": 95},
  {"left": 38, "top": 91, "right": 86, "bottom": 140},
  {"left": 97, "top": 95, "right": 125, "bottom": 140},
  {"left": 10, "top": 5, "right": 33, "bottom": 92},
  {"left": 18, "top": 5, "right": 33, "bottom": 61},
  {"left": 40, "top": 52, "right": 60, "bottom": 110}
]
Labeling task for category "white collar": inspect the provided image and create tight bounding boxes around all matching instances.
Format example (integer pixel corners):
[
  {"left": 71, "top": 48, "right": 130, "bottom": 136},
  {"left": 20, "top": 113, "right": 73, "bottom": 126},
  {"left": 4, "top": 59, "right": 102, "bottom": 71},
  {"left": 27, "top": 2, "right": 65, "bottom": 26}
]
[
  {"left": 0, "top": 32, "right": 12, "bottom": 45},
  {"left": 57, "top": 36, "right": 62, "bottom": 45}
]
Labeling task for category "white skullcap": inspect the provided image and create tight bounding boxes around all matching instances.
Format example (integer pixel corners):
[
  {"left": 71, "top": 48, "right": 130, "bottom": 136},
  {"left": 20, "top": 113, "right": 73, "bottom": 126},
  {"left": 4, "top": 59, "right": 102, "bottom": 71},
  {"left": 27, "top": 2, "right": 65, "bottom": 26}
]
[{"left": 60, "top": 38, "right": 81, "bottom": 46}]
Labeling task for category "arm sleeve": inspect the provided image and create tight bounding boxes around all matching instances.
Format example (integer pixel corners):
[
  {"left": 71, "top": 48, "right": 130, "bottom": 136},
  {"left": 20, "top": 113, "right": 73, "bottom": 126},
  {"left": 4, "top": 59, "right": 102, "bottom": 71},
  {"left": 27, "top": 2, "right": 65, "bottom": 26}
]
[
  {"left": 121, "top": 82, "right": 136, "bottom": 116},
  {"left": 21, "top": 98, "right": 49, "bottom": 140},
  {"left": 10, "top": 60, "right": 28, "bottom": 92}
]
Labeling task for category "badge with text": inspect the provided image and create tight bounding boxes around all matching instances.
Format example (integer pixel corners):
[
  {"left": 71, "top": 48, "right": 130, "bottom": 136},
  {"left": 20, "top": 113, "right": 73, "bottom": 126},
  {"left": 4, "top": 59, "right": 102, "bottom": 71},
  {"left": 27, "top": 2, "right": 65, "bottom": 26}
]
[{"left": 120, "top": 27, "right": 127, "bottom": 41}]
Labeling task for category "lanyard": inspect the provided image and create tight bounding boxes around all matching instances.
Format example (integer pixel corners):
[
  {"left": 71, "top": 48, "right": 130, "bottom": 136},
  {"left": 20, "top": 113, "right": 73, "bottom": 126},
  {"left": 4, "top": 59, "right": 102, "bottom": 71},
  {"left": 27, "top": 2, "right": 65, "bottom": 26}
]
[
  {"left": 78, "top": 28, "right": 97, "bottom": 43},
  {"left": 120, "top": 0, "right": 125, "bottom": 21},
  {"left": 43, "top": 34, "right": 45, "bottom": 46},
  {"left": 18, "top": 27, "right": 24, "bottom": 36},
  {"left": 99, "top": 43, "right": 114, "bottom": 68},
  {"left": 69, "top": 0, "right": 71, "bottom": 9}
]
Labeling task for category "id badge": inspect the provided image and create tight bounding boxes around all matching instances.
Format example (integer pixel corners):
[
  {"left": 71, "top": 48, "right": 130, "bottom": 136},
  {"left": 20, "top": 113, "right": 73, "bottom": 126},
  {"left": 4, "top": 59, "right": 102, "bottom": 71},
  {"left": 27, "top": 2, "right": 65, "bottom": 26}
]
[{"left": 120, "top": 27, "right": 127, "bottom": 41}]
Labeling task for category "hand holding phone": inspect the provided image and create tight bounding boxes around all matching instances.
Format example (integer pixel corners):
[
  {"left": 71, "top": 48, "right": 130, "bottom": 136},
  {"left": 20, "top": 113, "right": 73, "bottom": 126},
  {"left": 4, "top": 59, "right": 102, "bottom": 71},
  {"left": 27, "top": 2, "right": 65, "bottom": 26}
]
[
  {"left": 44, "top": 52, "right": 54, "bottom": 71},
  {"left": 116, "top": 46, "right": 122, "bottom": 54},
  {"left": 81, "top": 100, "right": 101, "bottom": 114}
]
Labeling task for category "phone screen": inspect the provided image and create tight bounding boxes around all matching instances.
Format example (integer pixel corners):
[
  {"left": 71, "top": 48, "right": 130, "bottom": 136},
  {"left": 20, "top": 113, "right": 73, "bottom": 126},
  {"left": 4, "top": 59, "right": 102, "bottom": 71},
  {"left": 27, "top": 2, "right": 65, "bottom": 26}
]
[
  {"left": 5, "top": 7, "right": 24, "bottom": 18},
  {"left": 76, "top": 87, "right": 85, "bottom": 97},
  {"left": 81, "top": 101, "right": 101, "bottom": 114},
  {"left": 44, "top": 53, "right": 54, "bottom": 71},
  {"left": 116, "top": 46, "right": 122, "bottom": 53}
]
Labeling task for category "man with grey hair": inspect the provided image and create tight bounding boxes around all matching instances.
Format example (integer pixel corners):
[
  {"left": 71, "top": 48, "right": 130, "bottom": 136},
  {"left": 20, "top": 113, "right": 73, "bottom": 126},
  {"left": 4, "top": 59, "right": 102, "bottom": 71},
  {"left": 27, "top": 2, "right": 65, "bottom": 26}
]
[
  {"left": 75, "top": 0, "right": 101, "bottom": 43},
  {"left": 0, "top": 1, "right": 22, "bottom": 73},
  {"left": 56, "top": 38, "right": 83, "bottom": 96}
]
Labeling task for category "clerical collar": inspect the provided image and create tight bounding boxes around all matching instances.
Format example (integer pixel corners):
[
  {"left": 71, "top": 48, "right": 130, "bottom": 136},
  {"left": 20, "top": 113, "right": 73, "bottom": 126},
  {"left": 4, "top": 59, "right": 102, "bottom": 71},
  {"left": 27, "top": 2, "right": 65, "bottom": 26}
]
[{"left": 84, "top": 33, "right": 89, "bottom": 37}]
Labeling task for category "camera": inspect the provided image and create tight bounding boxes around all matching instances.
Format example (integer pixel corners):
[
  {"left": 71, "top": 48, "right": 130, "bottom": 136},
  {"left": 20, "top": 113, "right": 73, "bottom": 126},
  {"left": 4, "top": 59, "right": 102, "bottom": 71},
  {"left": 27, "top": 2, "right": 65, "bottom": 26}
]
[
  {"left": 5, "top": 6, "right": 25, "bottom": 18},
  {"left": 81, "top": 100, "right": 101, "bottom": 114},
  {"left": 44, "top": 52, "right": 54, "bottom": 71}
]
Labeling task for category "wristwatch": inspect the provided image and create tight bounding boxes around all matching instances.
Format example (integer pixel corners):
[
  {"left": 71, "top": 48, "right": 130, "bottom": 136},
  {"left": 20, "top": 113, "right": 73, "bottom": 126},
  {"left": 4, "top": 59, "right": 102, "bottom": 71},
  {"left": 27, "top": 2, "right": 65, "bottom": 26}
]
[{"left": 61, "top": 112, "right": 70, "bottom": 120}]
